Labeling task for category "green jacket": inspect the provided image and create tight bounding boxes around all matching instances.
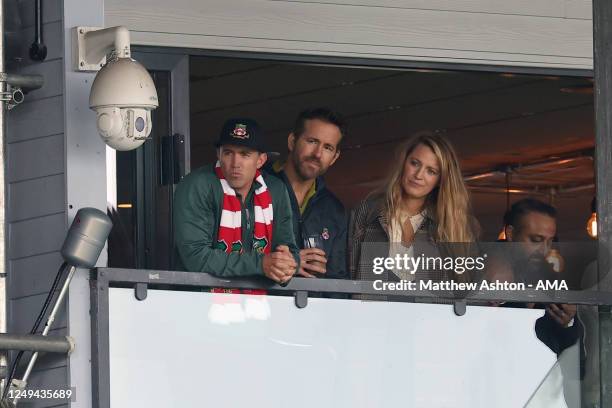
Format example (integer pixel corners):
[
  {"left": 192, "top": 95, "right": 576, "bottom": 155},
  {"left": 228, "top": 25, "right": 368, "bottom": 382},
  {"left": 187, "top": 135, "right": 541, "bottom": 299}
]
[{"left": 174, "top": 164, "right": 299, "bottom": 277}]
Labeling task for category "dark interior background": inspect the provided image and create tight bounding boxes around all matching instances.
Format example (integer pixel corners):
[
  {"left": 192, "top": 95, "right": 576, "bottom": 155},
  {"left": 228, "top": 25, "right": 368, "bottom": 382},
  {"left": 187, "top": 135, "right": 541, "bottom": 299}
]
[{"left": 189, "top": 56, "right": 595, "bottom": 242}]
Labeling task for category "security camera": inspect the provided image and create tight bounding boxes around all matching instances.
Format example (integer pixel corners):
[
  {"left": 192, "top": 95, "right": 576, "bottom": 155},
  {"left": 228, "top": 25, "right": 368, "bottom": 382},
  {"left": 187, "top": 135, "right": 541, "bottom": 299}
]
[
  {"left": 89, "top": 58, "right": 158, "bottom": 151},
  {"left": 74, "top": 26, "right": 159, "bottom": 151}
]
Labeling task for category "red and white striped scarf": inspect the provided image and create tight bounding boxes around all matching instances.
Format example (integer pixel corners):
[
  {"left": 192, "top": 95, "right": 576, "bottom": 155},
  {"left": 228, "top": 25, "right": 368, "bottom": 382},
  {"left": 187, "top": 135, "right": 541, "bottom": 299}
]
[{"left": 214, "top": 161, "right": 274, "bottom": 255}]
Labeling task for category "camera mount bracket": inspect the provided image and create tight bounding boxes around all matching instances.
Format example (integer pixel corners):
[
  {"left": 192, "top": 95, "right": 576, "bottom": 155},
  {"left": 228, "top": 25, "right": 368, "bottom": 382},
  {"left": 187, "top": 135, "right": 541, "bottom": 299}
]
[{"left": 73, "top": 26, "right": 131, "bottom": 72}]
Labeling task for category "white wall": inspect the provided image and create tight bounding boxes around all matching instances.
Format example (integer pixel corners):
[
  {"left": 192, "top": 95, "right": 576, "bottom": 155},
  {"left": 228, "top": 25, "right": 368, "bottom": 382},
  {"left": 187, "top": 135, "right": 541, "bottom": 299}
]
[
  {"left": 63, "top": 0, "right": 107, "bottom": 407},
  {"left": 105, "top": 0, "right": 593, "bottom": 70}
]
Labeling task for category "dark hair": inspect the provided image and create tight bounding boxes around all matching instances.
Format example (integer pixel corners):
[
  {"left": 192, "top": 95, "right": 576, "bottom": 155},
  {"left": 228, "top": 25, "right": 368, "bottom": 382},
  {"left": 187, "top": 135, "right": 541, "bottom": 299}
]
[
  {"left": 505, "top": 198, "right": 557, "bottom": 231},
  {"left": 292, "top": 108, "right": 347, "bottom": 143}
]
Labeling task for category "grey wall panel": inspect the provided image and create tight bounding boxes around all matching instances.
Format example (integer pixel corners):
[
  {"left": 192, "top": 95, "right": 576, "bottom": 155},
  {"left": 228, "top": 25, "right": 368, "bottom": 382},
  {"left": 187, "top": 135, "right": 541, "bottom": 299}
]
[
  {"left": 18, "top": 0, "right": 63, "bottom": 26},
  {"left": 8, "top": 213, "right": 66, "bottom": 260},
  {"left": 11, "top": 21, "right": 63, "bottom": 68},
  {"left": 7, "top": 97, "right": 63, "bottom": 143},
  {"left": 6, "top": 0, "right": 70, "bottom": 400},
  {"left": 275, "top": 0, "right": 591, "bottom": 19},
  {"left": 566, "top": 0, "right": 593, "bottom": 19},
  {"left": 106, "top": 0, "right": 593, "bottom": 69},
  {"left": 18, "top": 401, "right": 69, "bottom": 408},
  {"left": 7, "top": 134, "right": 64, "bottom": 183},
  {"left": 15, "top": 59, "right": 64, "bottom": 101},
  {"left": 136, "top": 32, "right": 592, "bottom": 69},
  {"left": 22, "top": 366, "right": 70, "bottom": 408},
  {"left": 24, "top": 404, "right": 68, "bottom": 408},
  {"left": 9, "top": 174, "right": 65, "bottom": 222},
  {"left": 9, "top": 252, "right": 64, "bottom": 299},
  {"left": 9, "top": 293, "right": 67, "bottom": 334}
]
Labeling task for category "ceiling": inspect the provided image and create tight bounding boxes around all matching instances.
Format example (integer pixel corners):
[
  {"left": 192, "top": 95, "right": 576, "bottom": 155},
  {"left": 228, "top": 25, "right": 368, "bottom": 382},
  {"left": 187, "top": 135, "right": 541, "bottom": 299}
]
[{"left": 188, "top": 56, "right": 595, "bottom": 241}]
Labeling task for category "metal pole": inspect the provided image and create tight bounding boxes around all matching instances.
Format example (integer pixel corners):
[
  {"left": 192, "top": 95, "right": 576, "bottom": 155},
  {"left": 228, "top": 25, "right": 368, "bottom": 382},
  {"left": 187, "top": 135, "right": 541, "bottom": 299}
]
[
  {"left": 19, "top": 266, "right": 76, "bottom": 387},
  {"left": 0, "top": 0, "right": 8, "bottom": 397},
  {"left": 0, "top": 335, "right": 74, "bottom": 354},
  {"left": 0, "top": 74, "right": 44, "bottom": 92}
]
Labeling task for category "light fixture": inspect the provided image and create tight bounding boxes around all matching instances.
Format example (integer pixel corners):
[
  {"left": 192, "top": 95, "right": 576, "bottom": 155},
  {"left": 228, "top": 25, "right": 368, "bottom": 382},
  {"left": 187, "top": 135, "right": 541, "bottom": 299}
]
[
  {"left": 587, "top": 197, "right": 597, "bottom": 239},
  {"left": 497, "top": 171, "right": 511, "bottom": 241}
]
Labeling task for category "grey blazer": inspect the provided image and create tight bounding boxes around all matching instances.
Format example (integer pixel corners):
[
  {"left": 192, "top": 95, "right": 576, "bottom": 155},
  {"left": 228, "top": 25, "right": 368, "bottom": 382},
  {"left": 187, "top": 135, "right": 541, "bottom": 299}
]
[{"left": 348, "top": 194, "right": 444, "bottom": 282}]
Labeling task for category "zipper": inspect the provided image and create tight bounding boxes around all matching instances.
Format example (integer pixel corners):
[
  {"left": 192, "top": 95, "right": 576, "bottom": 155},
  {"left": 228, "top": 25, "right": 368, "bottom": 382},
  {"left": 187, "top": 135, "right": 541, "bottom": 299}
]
[
  {"left": 298, "top": 217, "right": 305, "bottom": 245},
  {"left": 236, "top": 191, "right": 252, "bottom": 231}
]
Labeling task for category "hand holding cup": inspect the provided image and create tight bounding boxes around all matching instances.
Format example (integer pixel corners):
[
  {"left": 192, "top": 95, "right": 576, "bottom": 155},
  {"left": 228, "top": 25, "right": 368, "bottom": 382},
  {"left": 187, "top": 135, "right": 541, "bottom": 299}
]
[{"left": 299, "top": 235, "right": 328, "bottom": 278}]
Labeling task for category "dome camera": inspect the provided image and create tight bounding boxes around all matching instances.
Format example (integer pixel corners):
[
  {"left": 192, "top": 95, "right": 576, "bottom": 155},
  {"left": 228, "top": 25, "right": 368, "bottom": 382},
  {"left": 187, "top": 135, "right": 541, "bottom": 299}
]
[
  {"left": 89, "top": 57, "right": 159, "bottom": 151},
  {"left": 75, "top": 26, "right": 159, "bottom": 151}
]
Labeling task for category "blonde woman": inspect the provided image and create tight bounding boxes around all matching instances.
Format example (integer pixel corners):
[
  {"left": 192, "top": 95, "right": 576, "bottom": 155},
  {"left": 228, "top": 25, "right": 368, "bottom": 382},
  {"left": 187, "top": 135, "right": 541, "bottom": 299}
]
[{"left": 348, "top": 132, "right": 477, "bottom": 283}]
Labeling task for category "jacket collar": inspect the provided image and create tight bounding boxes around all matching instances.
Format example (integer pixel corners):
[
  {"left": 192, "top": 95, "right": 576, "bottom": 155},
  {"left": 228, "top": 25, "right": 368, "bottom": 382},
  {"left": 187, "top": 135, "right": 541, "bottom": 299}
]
[
  {"left": 269, "top": 159, "right": 327, "bottom": 195},
  {"left": 375, "top": 201, "right": 436, "bottom": 242}
]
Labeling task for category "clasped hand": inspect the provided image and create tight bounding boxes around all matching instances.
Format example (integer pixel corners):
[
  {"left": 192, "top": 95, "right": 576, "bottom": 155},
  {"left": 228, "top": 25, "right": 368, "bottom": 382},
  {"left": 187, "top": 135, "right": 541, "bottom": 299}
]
[{"left": 262, "top": 245, "right": 297, "bottom": 284}]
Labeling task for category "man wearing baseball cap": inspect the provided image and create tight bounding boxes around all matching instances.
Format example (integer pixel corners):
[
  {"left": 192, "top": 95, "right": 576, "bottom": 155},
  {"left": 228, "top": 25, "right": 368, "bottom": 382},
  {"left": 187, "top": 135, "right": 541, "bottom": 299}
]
[{"left": 174, "top": 118, "right": 299, "bottom": 284}]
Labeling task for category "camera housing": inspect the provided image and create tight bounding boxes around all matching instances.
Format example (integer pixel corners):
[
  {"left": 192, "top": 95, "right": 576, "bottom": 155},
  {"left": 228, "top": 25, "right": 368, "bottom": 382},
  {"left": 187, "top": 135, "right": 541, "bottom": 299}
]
[{"left": 89, "top": 57, "right": 158, "bottom": 151}]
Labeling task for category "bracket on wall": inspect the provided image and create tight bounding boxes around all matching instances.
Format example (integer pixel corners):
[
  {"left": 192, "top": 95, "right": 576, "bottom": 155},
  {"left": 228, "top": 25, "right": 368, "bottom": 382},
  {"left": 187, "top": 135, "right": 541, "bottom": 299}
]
[{"left": 73, "top": 26, "right": 131, "bottom": 71}]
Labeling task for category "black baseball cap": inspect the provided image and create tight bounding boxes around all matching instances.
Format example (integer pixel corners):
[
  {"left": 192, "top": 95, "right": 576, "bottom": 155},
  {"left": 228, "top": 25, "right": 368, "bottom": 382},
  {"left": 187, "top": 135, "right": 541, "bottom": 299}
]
[{"left": 215, "top": 118, "right": 266, "bottom": 152}]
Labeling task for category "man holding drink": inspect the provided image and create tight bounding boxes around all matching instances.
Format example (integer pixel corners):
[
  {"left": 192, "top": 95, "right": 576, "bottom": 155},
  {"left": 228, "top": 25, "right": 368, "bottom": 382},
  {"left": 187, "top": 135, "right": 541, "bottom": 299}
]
[{"left": 268, "top": 108, "right": 349, "bottom": 279}]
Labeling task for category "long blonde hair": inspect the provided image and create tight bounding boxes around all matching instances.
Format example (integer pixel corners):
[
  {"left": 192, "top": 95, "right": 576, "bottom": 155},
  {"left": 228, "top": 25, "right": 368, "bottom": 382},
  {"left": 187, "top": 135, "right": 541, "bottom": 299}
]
[{"left": 381, "top": 132, "right": 475, "bottom": 243}]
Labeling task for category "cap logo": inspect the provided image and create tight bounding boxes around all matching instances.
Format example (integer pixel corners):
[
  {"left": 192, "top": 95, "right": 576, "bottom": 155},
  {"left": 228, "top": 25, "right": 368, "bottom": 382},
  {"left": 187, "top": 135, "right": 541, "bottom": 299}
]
[{"left": 231, "top": 124, "right": 250, "bottom": 139}]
